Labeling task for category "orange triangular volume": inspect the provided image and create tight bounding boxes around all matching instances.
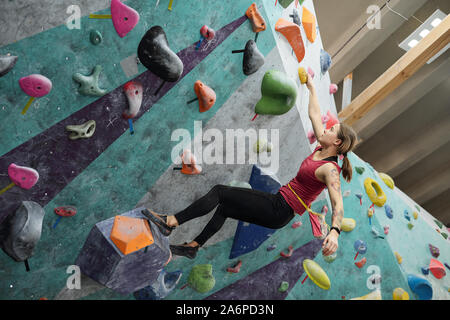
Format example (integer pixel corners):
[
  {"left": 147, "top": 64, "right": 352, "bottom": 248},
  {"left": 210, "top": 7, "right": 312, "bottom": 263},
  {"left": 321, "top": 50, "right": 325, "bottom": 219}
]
[
  {"left": 110, "top": 216, "right": 154, "bottom": 255},
  {"left": 245, "top": 3, "right": 266, "bottom": 33},
  {"left": 275, "top": 18, "right": 305, "bottom": 63},
  {"left": 194, "top": 80, "right": 216, "bottom": 113},
  {"left": 302, "top": 7, "right": 316, "bottom": 43}
]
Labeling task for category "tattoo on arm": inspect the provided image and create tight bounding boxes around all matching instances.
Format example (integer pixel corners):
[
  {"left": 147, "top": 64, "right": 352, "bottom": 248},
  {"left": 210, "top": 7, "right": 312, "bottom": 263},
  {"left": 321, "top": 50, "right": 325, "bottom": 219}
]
[
  {"left": 332, "top": 208, "right": 344, "bottom": 229},
  {"left": 330, "top": 168, "right": 341, "bottom": 193}
]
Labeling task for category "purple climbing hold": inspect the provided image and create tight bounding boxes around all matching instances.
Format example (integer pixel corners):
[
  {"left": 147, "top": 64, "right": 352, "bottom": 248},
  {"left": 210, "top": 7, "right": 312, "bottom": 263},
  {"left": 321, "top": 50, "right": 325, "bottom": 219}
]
[
  {"left": 429, "top": 244, "right": 440, "bottom": 258},
  {"left": 444, "top": 262, "right": 450, "bottom": 271}
]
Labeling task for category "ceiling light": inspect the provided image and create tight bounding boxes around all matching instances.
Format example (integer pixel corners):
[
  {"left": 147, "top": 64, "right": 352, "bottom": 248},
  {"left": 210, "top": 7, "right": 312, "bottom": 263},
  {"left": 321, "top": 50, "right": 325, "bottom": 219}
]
[
  {"left": 408, "top": 39, "right": 419, "bottom": 48},
  {"left": 431, "top": 18, "right": 442, "bottom": 27},
  {"left": 419, "top": 29, "right": 430, "bottom": 38}
]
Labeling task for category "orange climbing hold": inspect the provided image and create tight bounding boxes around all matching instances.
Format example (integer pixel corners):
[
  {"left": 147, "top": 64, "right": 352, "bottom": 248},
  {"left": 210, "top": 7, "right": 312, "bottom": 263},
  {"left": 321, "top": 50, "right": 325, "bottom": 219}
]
[
  {"left": 246, "top": 3, "right": 266, "bottom": 33},
  {"left": 275, "top": 18, "right": 305, "bottom": 63},
  {"left": 302, "top": 7, "right": 317, "bottom": 43},
  {"left": 429, "top": 258, "right": 446, "bottom": 279},
  {"left": 110, "top": 216, "right": 154, "bottom": 255},
  {"left": 194, "top": 81, "right": 216, "bottom": 113},
  {"left": 181, "top": 149, "right": 202, "bottom": 175}
]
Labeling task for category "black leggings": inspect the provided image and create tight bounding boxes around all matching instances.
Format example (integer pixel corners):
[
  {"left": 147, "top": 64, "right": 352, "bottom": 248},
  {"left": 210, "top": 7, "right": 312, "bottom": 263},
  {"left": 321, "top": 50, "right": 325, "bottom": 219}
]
[{"left": 174, "top": 184, "right": 295, "bottom": 246}]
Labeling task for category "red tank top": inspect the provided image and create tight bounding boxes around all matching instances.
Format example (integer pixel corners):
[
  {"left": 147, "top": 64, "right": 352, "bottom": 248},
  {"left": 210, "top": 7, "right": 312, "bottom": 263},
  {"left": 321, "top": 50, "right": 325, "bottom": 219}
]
[{"left": 279, "top": 145, "right": 341, "bottom": 215}]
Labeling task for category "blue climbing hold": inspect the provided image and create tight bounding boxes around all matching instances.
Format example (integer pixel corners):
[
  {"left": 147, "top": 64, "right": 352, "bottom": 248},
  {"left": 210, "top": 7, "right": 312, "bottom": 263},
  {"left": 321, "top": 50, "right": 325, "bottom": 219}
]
[
  {"left": 421, "top": 267, "right": 429, "bottom": 275},
  {"left": 404, "top": 209, "right": 411, "bottom": 221},
  {"left": 354, "top": 240, "right": 367, "bottom": 254},
  {"left": 320, "top": 49, "right": 332, "bottom": 74},
  {"left": 407, "top": 274, "right": 433, "bottom": 300},
  {"left": 385, "top": 205, "right": 393, "bottom": 219}
]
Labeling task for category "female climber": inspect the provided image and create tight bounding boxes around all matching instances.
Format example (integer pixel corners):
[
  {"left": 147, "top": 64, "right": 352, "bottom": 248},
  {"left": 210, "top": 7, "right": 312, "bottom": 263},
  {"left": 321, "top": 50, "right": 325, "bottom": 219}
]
[{"left": 143, "top": 73, "right": 357, "bottom": 259}]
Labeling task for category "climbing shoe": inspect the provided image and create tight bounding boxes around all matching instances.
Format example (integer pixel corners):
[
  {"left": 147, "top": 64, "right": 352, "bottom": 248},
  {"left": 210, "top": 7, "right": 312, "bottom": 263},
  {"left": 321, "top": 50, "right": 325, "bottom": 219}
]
[
  {"left": 141, "top": 208, "right": 175, "bottom": 237},
  {"left": 170, "top": 243, "right": 200, "bottom": 259}
]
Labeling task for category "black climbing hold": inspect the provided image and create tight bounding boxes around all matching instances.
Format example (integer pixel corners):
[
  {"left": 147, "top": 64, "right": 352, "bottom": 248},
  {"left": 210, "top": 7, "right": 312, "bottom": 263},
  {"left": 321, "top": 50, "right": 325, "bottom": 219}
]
[
  {"left": 290, "top": 9, "right": 300, "bottom": 26},
  {"left": 137, "top": 26, "right": 184, "bottom": 82},
  {"left": 0, "top": 55, "right": 18, "bottom": 77},
  {"left": 243, "top": 40, "right": 265, "bottom": 76}
]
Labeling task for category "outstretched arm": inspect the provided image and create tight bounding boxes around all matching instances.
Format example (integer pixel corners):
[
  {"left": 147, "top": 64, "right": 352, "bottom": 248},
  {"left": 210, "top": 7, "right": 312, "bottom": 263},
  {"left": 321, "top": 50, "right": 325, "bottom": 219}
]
[
  {"left": 321, "top": 163, "right": 344, "bottom": 256},
  {"left": 306, "top": 74, "right": 325, "bottom": 144}
]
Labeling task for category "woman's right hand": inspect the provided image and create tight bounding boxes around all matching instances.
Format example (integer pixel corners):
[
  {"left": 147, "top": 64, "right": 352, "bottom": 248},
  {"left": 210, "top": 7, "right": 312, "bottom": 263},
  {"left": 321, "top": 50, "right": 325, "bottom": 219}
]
[{"left": 306, "top": 73, "right": 314, "bottom": 91}]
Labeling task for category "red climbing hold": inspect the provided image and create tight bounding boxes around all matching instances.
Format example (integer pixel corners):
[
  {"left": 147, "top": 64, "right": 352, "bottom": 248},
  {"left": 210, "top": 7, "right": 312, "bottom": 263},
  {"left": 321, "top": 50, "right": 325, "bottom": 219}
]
[
  {"left": 355, "top": 257, "right": 367, "bottom": 268},
  {"left": 54, "top": 206, "right": 77, "bottom": 217},
  {"left": 280, "top": 245, "right": 294, "bottom": 258},
  {"left": 227, "top": 260, "right": 243, "bottom": 273}
]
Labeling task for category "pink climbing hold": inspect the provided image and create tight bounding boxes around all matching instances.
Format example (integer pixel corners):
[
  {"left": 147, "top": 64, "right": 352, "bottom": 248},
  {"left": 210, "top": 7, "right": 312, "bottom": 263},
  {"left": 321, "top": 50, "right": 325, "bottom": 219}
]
[
  {"left": 122, "top": 81, "right": 143, "bottom": 119},
  {"left": 111, "top": 0, "right": 140, "bottom": 38},
  {"left": 19, "top": 74, "right": 52, "bottom": 97},
  {"left": 321, "top": 205, "right": 328, "bottom": 215},
  {"left": 280, "top": 245, "right": 294, "bottom": 258},
  {"left": 325, "top": 110, "right": 339, "bottom": 130},
  {"left": 227, "top": 260, "right": 242, "bottom": 273},
  {"left": 292, "top": 221, "right": 302, "bottom": 229},
  {"left": 200, "top": 25, "right": 215, "bottom": 41},
  {"left": 8, "top": 163, "right": 39, "bottom": 190},
  {"left": 307, "top": 130, "right": 316, "bottom": 144},
  {"left": 329, "top": 84, "right": 338, "bottom": 94},
  {"left": 429, "top": 258, "right": 446, "bottom": 279},
  {"left": 384, "top": 225, "right": 390, "bottom": 235},
  {"left": 307, "top": 67, "right": 315, "bottom": 79}
]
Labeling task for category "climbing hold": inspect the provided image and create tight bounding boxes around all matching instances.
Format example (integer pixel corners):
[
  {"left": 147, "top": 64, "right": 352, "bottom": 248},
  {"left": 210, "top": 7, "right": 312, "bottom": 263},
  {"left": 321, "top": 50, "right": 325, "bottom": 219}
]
[
  {"left": 137, "top": 26, "right": 184, "bottom": 82},
  {"left": 355, "top": 193, "right": 363, "bottom": 205},
  {"left": 394, "top": 252, "right": 402, "bottom": 264},
  {"left": 66, "top": 120, "right": 96, "bottom": 140},
  {"left": 325, "top": 110, "right": 339, "bottom": 130},
  {"left": 267, "top": 244, "right": 277, "bottom": 251},
  {"left": 179, "top": 149, "right": 202, "bottom": 175},
  {"left": 254, "top": 70, "right": 298, "bottom": 116},
  {"left": 187, "top": 264, "right": 215, "bottom": 293},
  {"left": 392, "top": 288, "right": 409, "bottom": 300},
  {"left": 371, "top": 226, "right": 384, "bottom": 239},
  {"left": 354, "top": 240, "right": 367, "bottom": 256},
  {"left": 278, "top": 281, "right": 289, "bottom": 292},
  {"left": 73, "top": 65, "right": 107, "bottom": 96},
  {"left": 275, "top": 18, "right": 305, "bottom": 63},
  {"left": 340, "top": 218, "right": 356, "bottom": 232},
  {"left": 19, "top": 74, "right": 52, "bottom": 115},
  {"left": 308, "top": 67, "right": 315, "bottom": 79},
  {"left": 407, "top": 222, "right": 414, "bottom": 230},
  {"left": 364, "top": 178, "right": 386, "bottom": 207},
  {"left": 433, "top": 219, "right": 443, "bottom": 229},
  {"left": 194, "top": 80, "right": 216, "bottom": 113},
  {"left": 7, "top": 163, "right": 39, "bottom": 190},
  {"left": 1, "top": 201, "right": 45, "bottom": 263},
  {"left": 384, "top": 225, "right": 390, "bottom": 235},
  {"left": 404, "top": 209, "right": 411, "bottom": 221},
  {"left": 302, "top": 7, "right": 317, "bottom": 43},
  {"left": 253, "top": 139, "right": 272, "bottom": 153},
  {"left": 245, "top": 3, "right": 266, "bottom": 33},
  {"left": 307, "top": 130, "right": 316, "bottom": 144},
  {"left": 227, "top": 260, "right": 242, "bottom": 273},
  {"left": 291, "top": 221, "right": 302, "bottom": 229},
  {"left": 302, "top": 259, "right": 331, "bottom": 290},
  {"left": 442, "top": 232, "right": 448, "bottom": 240},
  {"left": 411, "top": 211, "right": 418, "bottom": 220},
  {"left": 200, "top": 25, "right": 215, "bottom": 41},
  {"left": 109, "top": 215, "right": 154, "bottom": 255},
  {"left": 290, "top": 9, "right": 300, "bottom": 26},
  {"left": 280, "top": 245, "right": 293, "bottom": 258},
  {"left": 343, "top": 190, "right": 351, "bottom": 197},
  {"left": 242, "top": 40, "right": 265, "bottom": 75},
  {"left": 323, "top": 252, "right": 337, "bottom": 263},
  {"left": 298, "top": 67, "right": 308, "bottom": 84},
  {"left": 110, "top": 0, "right": 140, "bottom": 38},
  {"left": 320, "top": 49, "right": 332, "bottom": 74},
  {"left": 52, "top": 206, "right": 77, "bottom": 228},
  {"left": 321, "top": 205, "right": 328, "bottom": 215},
  {"left": 421, "top": 266, "right": 430, "bottom": 275},
  {"left": 134, "top": 269, "right": 182, "bottom": 300},
  {"left": 0, "top": 55, "right": 18, "bottom": 77},
  {"left": 355, "top": 257, "right": 367, "bottom": 268},
  {"left": 385, "top": 204, "right": 393, "bottom": 219},
  {"left": 428, "top": 244, "right": 440, "bottom": 258},
  {"left": 379, "top": 172, "right": 394, "bottom": 189},
  {"left": 122, "top": 81, "right": 143, "bottom": 119},
  {"left": 351, "top": 289, "right": 381, "bottom": 300},
  {"left": 89, "top": 30, "right": 103, "bottom": 45},
  {"left": 355, "top": 166, "right": 365, "bottom": 174},
  {"left": 445, "top": 262, "right": 450, "bottom": 271},
  {"left": 329, "top": 84, "right": 338, "bottom": 94},
  {"left": 407, "top": 274, "right": 432, "bottom": 300},
  {"left": 19, "top": 74, "right": 52, "bottom": 98}
]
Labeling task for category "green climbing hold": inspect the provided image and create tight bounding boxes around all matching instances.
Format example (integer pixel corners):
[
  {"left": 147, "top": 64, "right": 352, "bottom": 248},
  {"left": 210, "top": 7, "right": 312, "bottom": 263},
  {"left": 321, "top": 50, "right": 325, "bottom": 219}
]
[
  {"left": 434, "top": 219, "right": 443, "bottom": 229},
  {"left": 407, "top": 223, "right": 414, "bottom": 230},
  {"left": 441, "top": 232, "right": 448, "bottom": 240},
  {"left": 415, "top": 204, "right": 421, "bottom": 212},
  {"left": 255, "top": 70, "right": 298, "bottom": 116},
  {"left": 278, "top": 281, "right": 289, "bottom": 292},
  {"left": 90, "top": 30, "right": 103, "bottom": 45},
  {"left": 355, "top": 166, "right": 365, "bottom": 175},
  {"left": 187, "top": 264, "right": 215, "bottom": 293},
  {"left": 73, "top": 65, "right": 107, "bottom": 96}
]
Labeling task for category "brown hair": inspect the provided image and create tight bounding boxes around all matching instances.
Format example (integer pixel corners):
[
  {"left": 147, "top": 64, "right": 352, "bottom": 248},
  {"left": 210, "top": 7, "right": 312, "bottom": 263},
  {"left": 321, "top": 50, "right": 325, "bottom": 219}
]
[{"left": 337, "top": 123, "right": 358, "bottom": 183}]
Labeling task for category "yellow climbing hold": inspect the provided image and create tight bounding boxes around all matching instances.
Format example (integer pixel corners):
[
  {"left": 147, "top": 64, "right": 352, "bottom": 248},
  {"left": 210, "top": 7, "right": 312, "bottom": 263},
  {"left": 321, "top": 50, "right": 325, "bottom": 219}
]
[
  {"left": 341, "top": 218, "right": 356, "bottom": 232},
  {"left": 364, "top": 178, "right": 386, "bottom": 207},
  {"left": 393, "top": 288, "right": 409, "bottom": 300},
  {"left": 298, "top": 67, "right": 308, "bottom": 84},
  {"left": 379, "top": 172, "right": 394, "bottom": 189},
  {"left": 351, "top": 289, "right": 382, "bottom": 300},
  {"left": 413, "top": 211, "right": 418, "bottom": 220},
  {"left": 394, "top": 252, "right": 402, "bottom": 264},
  {"left": 303, "top": 259, "right": 331, "bottom": 290}
]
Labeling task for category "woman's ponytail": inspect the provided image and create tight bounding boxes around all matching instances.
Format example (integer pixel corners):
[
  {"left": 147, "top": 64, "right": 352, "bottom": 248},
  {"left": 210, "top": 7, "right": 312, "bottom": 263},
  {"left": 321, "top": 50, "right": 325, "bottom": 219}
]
[{"left": 337, "top": 124, "right": 357, "bottom": 183}]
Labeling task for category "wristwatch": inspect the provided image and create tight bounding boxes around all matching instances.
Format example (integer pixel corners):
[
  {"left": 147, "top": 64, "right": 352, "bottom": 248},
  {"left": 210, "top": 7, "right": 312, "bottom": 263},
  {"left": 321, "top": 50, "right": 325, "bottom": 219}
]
[{"left": 330, "top": 227, "right": 341, "bottom": 235}]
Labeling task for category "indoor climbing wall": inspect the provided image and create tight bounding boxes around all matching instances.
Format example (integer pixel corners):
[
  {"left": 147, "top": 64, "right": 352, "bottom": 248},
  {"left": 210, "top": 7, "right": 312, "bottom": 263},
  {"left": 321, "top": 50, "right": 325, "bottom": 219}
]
[{"left": 0, "top": 0, "right": 448, "bottom": 301}]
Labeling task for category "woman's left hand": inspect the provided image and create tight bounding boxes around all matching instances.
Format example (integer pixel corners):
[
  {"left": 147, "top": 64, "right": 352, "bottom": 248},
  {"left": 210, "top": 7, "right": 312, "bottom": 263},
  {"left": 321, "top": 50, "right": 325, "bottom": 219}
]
[{"left": 322, "top": 231, "right": 339, "bottom": 256}]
